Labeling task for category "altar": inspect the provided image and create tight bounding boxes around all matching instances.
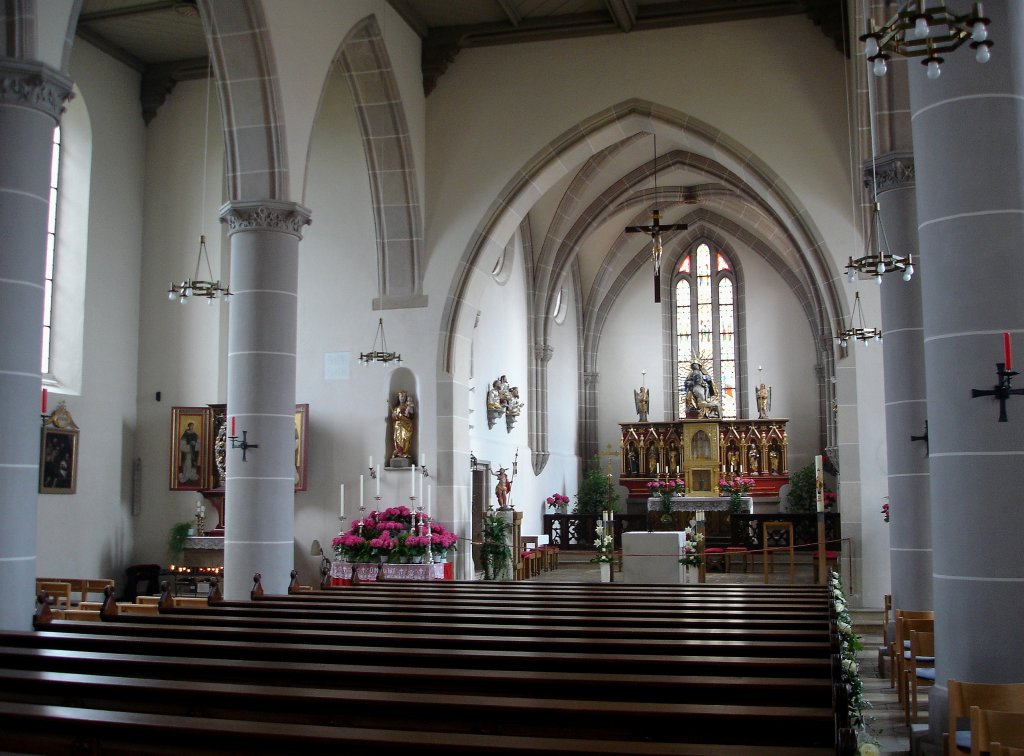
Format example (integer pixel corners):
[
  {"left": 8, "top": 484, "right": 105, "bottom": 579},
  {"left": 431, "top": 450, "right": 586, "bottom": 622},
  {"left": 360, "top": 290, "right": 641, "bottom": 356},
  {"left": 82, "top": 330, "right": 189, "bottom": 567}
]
[
  {"left": 646, "top": 496, "right": 753, "bottom": 514},
  {"left": 330, "top": 560, "right": 453, "bottom": 585},
  {"left": 620, "top": 531, "right": 694, "bottom": 584}
]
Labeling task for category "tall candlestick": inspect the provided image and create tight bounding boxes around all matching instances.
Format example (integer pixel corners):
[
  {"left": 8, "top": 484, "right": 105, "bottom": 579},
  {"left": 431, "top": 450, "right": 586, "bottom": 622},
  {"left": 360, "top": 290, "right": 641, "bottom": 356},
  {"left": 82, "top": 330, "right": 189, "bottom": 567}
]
[
  {"left": 427, "top": 484, "right": 431, "bottom": 517},
  {"left": 339, "top": 484, "right": 345, "bottom": 517},
  {"left": 1004, "top": 332, "right": 1013, "bottom": 371},
  {"left": 359, "top": 475, "right": 364, "bottom": 511},
  {"left": 41, "top": 388, "right": 47, "bottom": 414},
  {"left": 815, "top": 455, "right": 824, "bottom": 513}
]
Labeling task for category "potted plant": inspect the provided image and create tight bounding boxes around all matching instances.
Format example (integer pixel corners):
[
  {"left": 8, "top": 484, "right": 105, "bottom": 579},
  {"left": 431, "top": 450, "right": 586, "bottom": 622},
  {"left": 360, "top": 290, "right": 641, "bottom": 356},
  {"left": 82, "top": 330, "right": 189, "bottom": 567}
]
[
  {"left": 647, "top": 479, "right": 685, "bottom": 520},
  {"left": 167, "top": 521, "right": 192, "bottom": 563},
  {"left": 481, "top": 511, "right": 511, "bottom": 580},
  {"left": 719, "top": 476, "right": 756, "bottom": 513},
  {"left": 574, "top": 457, "right": 620, "bottom": 515},
  {"left": 787, "top": 461, "right": 837, "bottom": 513}
]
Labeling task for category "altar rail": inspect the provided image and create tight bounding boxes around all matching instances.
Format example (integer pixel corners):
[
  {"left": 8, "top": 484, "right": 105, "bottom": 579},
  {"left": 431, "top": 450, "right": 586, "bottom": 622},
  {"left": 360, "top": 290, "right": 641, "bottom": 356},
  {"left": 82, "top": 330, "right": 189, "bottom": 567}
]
[{"left": 731, "top": 513, "right": 842, "bottom": 553}]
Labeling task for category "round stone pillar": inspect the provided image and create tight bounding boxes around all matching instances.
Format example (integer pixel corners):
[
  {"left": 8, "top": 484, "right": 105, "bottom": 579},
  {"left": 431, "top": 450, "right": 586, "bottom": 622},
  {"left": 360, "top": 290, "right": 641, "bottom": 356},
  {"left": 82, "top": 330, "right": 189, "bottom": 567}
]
[
  {"left": 908, "top": 2, "right": 1024, "bottom": 694},
  {"left": 0, "top": 59, "right": 72, "bottom": 630},
  {"left": 871, "top": 153, "right": 933, "bottom": 613},
  {"left": 220, "top": 200, "right": 310, "bottom": 599}
]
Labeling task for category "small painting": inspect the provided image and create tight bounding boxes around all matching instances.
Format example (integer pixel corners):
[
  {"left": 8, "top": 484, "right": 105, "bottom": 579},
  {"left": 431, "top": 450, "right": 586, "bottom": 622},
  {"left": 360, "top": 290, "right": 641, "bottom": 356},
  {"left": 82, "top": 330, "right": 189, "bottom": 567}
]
[
  {"left": 170, "top": 407, "right": 209, "bottom": 491},
  {"left": 40, "top": 425, "right": 78, "bottom": 494}
]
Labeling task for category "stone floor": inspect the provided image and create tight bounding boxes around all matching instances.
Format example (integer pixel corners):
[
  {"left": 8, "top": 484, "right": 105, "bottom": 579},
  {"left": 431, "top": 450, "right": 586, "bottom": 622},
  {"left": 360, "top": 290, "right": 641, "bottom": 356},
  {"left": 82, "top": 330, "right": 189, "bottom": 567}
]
[{"left": 528, "top": 555, "right": 925, "bottom": 755}]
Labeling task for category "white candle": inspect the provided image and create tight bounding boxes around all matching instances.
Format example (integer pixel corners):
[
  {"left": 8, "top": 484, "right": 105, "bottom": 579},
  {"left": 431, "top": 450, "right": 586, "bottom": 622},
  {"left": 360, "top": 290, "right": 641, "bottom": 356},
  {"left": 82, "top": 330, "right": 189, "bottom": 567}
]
[
  {"left": 411, "top": 466, "right": 416, "bottom": 497},
  {"left": 420, "top": 453, "right": 426, "bottom": 467},
  {"left": 427, "top": 484, "right": 432, "bottom": 516},
  {"left": 376, "top": 466, "right": 380, "bottom": 496},
  {"left": 815, "top": 455, "right": 824, "bottom": 513},
  {"left": 339, "top": 484, "right": 345, "bottom": 517},
  {"left": 368, "top": 456, "right": 373, "bottom": 469},
  {"left": 656, "top": 463, "right": 660, "bottom": 474},
  {"left": 359, "top": 475, "right": 364, "bottom": 511}
]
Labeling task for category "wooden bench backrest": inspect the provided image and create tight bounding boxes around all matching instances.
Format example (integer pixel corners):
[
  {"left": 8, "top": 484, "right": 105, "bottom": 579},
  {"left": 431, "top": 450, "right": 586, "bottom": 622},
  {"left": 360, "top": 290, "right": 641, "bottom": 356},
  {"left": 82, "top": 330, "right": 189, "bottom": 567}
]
[
  {"left": 949, "top": 680, "right": 1024, "bottom": 755},
  {"left": 971, "top": 707, "right": 1024, "bottom": 756}
]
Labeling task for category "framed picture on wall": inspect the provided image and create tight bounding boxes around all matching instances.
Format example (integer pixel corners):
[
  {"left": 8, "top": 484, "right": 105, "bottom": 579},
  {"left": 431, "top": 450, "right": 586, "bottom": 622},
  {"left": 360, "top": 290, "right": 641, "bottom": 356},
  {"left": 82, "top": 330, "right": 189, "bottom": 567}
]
[
  {"left": 295, "top": 403, "right": 309, "bottom": 492},
  {"left": 170, "top": 407, "right": 210, "bottom": 491},
  {"left": 40, "top": 405, "right": 79, "bottom": 495}
]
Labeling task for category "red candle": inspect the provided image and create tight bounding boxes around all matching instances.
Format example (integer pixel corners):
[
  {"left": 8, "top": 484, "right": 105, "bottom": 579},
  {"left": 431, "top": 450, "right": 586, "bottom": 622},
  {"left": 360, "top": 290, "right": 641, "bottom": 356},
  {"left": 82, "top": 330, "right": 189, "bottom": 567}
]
[
  {"left": 41, "top": 388, "right": 47, "bottom": 414},
  {"left": 1004, "top": 332, "right": 1013, "bottom": 372},
  {"left": 230, "top": 416, "right": 236, "bottom": 435}
]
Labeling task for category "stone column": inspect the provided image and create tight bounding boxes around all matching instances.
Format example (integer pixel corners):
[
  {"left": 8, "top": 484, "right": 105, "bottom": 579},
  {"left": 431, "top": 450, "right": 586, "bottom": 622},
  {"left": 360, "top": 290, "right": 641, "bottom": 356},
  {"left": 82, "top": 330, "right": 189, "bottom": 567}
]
[
  {"left": 220, "top": 200, "right": 310, "bottom": 599},
  {"left": 907, "top": 1, "right": 1024, "bottom": 720},
  {"left": 0, "top": 59, "right": 72, "bottom": 631},
  {"left": 871, "top": 153, "right": 933, "bottom": 613}
]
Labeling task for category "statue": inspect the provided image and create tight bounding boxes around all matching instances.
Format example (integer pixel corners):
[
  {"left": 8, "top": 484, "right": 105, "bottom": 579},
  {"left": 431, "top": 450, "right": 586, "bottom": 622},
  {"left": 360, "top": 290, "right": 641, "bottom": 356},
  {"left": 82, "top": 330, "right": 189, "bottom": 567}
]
[
  {"left": 490, "top": 453, "right": 517, "bottom": 509},
  {"left": 747, "top": 444, "right": 760, "bottom": 474},
  {"left": 503, "top": 386, "right": 524, "bottom": 432},
  {"left": 633, "top": 385, "right": 650, "bottom": 422},
  {"left": 683, "top": 361, "right": 720, "bottom": 418},
  {"left": 390, "top": 390, "right": 415, "bottom": 463},
  {"left": 756, "top": 383, "right": 771, "bottom": 419}
]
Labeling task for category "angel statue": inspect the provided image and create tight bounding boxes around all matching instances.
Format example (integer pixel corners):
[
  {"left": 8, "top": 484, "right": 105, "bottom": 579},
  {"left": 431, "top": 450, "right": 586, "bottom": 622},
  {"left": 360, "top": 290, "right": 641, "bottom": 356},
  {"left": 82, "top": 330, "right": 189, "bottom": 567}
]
[{"left": 634, "top": 385, "right": 650, "bottom": 422}]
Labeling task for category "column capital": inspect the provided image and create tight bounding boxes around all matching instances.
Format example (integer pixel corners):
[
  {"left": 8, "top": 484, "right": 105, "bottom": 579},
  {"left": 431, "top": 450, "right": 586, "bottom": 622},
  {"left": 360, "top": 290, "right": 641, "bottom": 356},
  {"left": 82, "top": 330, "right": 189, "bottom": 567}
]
[
  {"left": 862, "top": 152, "right": 915, "bottom": 195},
  {"left": 219, "top": 200, "right": 312, "bottom": 239},
  {"left": 535, "top": 343, "right": 554, "bottom": 363},
  {"left": 0, "top": 58, "right": 73, "bottom": 123},
  {"left": 583, "top": 371, "right": 599, "bottom": 386}
]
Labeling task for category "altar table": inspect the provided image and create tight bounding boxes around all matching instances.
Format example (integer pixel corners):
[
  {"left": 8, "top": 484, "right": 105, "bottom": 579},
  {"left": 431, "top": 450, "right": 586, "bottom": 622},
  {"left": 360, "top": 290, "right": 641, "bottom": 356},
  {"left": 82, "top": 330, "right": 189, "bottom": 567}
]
[
  {"left": 620, "top": 531, "right": 695, "bottom": 584},
  {"left": 330, "top": 561, "right": 453, "bottom": 585},
  {"left": 646, "top": 496, "right": 753, "bottom": 514}
]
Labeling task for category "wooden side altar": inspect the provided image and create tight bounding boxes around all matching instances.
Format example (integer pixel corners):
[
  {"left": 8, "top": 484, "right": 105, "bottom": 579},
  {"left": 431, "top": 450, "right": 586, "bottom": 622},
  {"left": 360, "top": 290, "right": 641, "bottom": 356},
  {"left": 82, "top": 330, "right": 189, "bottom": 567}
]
[{"left": 619, "top": 419, "right": 789, "bottom": 500}]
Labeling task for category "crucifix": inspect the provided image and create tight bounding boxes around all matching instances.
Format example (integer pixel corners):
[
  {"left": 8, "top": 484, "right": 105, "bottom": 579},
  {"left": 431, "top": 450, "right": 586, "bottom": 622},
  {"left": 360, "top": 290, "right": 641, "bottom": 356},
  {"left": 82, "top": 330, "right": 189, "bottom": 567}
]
[
  {"left": 971, "top": 363, "right": 1024, "bottom": 423},
  {"left": 624, "top": 136, "right": 687, "bottom": 303}
]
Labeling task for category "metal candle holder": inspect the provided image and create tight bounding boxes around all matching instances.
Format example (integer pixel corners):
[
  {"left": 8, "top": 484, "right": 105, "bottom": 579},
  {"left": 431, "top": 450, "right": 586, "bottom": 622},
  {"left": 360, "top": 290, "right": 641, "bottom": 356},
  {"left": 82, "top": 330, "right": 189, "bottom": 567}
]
[
  {"left": 229, "top": 430, "right": 258, "bottom": 461},
  {"left": 971, "top": 363, "right": 1023, "bottom": 423}
]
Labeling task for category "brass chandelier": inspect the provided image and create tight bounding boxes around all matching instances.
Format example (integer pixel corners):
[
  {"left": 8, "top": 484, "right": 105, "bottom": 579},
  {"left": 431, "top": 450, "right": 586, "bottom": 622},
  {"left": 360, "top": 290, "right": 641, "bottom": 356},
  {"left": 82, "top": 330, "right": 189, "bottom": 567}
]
[
  {"left": 845, "top": 203, "right": 914, "bottom": 286},
  {"left": 167, "top": 234, "right": 231, "bottom": 304},
  {"left": 861, "top": 1, "right": 992, "bottom": 79},
  {"left": 836, "top": 292, "right": 882, "bottom": 348},
  {"left": 359, "top": 318, "right": 402, "bottom": 365}
]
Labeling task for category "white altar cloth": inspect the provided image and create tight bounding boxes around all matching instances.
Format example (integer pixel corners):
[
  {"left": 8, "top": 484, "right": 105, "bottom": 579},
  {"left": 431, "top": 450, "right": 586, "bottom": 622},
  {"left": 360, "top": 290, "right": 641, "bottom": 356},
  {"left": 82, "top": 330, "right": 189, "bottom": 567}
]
[
  {"left": 647, "top": 496, "right": 753, "bottom": 514},
  {"left": 621, "top": 531, "right": 689, "bottom": 584}
]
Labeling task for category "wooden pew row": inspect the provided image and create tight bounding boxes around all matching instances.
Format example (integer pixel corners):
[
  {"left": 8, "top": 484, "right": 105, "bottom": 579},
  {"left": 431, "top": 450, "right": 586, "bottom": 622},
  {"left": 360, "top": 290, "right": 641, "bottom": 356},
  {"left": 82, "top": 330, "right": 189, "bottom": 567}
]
[
  {"left": 0, "top": 700, "right": 835, "bottom": 756},
  {"left": 0, "top": 641, "right": 832, "bottom": 706},
  {"left": 41, "top": 613, "right": 836, "bottom": 661},
  {"left": 0, "top": 667, "right": 836, "bottom": 749}
]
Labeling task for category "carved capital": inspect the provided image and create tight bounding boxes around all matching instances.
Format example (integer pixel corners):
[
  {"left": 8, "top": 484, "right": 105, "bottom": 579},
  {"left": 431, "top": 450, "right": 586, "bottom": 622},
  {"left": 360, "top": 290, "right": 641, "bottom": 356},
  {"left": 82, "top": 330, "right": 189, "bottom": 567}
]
[
  {"left": 863, "top": 152, "right": 915, "bottom": 194},
  {"left": 0, "top": 59, "right": 73, "bottom": 122},
  {"left": 220, "top": 200, "right": 312, "bottom": 239},
  {"left": 536, "top": 343, "right": 554, "bottom": 363},
  {"left": 583, "top": 371, "right": 599, "bottom": 387}
]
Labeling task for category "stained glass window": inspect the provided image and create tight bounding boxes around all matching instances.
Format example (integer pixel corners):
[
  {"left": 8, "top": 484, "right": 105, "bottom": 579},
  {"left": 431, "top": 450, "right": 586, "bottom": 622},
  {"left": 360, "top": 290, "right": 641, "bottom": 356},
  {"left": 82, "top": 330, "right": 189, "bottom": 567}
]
[
  {"left": 674, "top": 242, "right": 738, "bottom": 418},
  {"left": 42, "top": 126, "right": 60, "bottom": 375}
]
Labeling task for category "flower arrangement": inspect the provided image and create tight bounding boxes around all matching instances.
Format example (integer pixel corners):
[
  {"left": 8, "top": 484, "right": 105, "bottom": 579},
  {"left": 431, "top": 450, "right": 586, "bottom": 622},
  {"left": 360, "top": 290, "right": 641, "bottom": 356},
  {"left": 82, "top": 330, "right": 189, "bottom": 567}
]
[
  {"left": 591, "top": 527, "right": 614, "bottom": 563},
  {"left": 678, "top": 524, "right": 704, "bottom": 567},
  {"left": 830, "top": 570, "right": 873, "bottom": 747},
  {"left": 881, "top": 497, "right": 889, "bottom": 523},
  {"left": 647, "top": 479, "right": 685, "bottom": 515},
  {"left": 545, "top": 493, "right": 570, "bottom": 511},
  {"left": 332, "top": 505, "right": 458, "bottom": 564},
  {"left": 719, "top": 476, "right": 755, "bottom": 513}
]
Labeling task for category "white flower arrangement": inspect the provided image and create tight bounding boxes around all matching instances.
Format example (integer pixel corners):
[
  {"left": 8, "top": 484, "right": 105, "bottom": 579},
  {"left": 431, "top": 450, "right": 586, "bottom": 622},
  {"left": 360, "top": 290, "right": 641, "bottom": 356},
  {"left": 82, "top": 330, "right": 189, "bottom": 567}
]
[
  {"left": 678, "top": 524, "right": 704, "bottom": 567},
  {"left": 831, "top": 569, "right": 876, "bottom": 752},
  {"left": 591, "top": 532, "right": 614, "bottom": 563}
]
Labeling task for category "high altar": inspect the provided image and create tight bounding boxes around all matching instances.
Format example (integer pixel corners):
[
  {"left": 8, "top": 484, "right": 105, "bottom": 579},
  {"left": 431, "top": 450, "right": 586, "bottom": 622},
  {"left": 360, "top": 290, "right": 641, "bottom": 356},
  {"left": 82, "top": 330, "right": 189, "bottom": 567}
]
[{"left": 618, "top": 419, "right": 789, "bottom": 499}]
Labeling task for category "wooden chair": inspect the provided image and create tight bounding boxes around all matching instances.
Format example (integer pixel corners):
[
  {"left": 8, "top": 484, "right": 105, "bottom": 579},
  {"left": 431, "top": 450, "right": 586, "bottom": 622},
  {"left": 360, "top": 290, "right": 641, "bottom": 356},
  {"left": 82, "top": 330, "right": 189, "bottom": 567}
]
[
  {"left": 890, "top": 609, "right": 934, "bottom": 691},
  {"left": 971, "top": 708, "right": 1024, "bottom": 756},
  {"left": 994, "top": 745, "right": 1024, "bottom": 756},
  {"left": 724, "top": 545, "right": 753, "bottom": 572},
  {"left": 35, "top": 581, "right": 72, "bottom": 610},
  {"left": 762, "top": 521, "right": 794, "bottom": 584},
  {"left": 947, "top": 680, "right": 1024, "bottom": 756},
  {"left": 903, "top": 629, "right": 935, "bottom": 725},
  {"left": 894, "top": 615, "right": 934, "bottom": 710},
  {"left": 877, "top": 593, "right": 892, "bottom": 678}
]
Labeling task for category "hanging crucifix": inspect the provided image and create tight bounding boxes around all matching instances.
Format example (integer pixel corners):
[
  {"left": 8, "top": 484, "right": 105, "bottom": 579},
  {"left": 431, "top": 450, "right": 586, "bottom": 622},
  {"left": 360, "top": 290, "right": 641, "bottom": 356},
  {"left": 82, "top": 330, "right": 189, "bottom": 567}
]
[{"left": 624, "top": 135, "right": 687, "bottom": 303}]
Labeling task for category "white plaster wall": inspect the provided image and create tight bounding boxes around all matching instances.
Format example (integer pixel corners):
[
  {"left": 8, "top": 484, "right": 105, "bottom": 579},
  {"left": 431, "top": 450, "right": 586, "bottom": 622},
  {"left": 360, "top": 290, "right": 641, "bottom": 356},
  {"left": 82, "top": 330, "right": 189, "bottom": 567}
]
[
  {"left": 134, "top": 76, "right": 228, "bottom": 568},
  {"left": 538, "top": 291, "right": 580, "bottom": 517},
  {"left": 35, "top": 41, "right": 146, "bottom": 581}
]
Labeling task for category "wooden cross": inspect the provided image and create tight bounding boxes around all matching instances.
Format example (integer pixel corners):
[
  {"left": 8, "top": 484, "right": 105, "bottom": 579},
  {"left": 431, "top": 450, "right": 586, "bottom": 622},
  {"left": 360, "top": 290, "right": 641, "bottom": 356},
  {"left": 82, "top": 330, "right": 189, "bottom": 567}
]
[
  {"left": 971, "top": 363, "right": 1024, "bottom": 423},
  {"left": 625, "top": 209, "right": 687, "bottom": 303}
]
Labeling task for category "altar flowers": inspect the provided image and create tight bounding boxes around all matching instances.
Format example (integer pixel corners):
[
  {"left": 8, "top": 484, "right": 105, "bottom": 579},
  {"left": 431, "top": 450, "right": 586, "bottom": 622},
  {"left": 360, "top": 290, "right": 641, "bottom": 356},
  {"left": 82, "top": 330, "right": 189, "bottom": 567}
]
[
  {"left": 830, "top": 570, "right": 874, "bottom": 750},
  {"left": 332, "top": 506, "right": 459, "bottom": 563}
]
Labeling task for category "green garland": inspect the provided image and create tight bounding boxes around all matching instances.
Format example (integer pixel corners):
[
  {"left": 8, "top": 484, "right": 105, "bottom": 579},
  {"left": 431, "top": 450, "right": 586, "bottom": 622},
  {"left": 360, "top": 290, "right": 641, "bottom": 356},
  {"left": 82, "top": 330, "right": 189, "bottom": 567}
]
[{"left": 830, "top": 570, "right": 878, "bottom": 754}]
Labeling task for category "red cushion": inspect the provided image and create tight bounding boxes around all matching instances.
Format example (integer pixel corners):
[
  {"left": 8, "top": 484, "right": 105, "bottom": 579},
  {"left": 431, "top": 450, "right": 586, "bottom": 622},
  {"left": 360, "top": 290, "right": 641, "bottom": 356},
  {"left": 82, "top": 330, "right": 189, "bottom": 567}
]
[
  {"left": 812, "top": 550, "right": 840, "bottom": 559},
  {"left": 725, "top": 546, "right": 748, "bottom": 552},
  {"left": 704, "top": 547, "right": 725, "bottom": 553}
]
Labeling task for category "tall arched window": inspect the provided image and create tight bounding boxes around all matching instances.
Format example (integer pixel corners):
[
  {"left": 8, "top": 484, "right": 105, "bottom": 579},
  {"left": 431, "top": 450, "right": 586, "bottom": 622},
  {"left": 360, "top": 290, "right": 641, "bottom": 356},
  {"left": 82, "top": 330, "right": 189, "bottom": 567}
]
[
  {"left": 42, "top": 126, "right": 61, "bottom": 374},
  {"left": 674, "top": 242, "right": 738, "bottom": 418}
]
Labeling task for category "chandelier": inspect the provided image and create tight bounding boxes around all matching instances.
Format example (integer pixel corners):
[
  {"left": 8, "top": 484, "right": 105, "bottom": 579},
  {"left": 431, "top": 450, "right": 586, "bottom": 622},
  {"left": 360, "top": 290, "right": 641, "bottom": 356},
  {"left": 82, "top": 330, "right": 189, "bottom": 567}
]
[
  {"left": 836, "top": 292, "right": 882, "bottom": 348},
  {"left": 861, "top": 1, "right": 992, "bottom": 79},
  {"left": 845, "top": 203, "right": 914, "bottom": 285},
  {"left": 360, "top": 318, "right": 401, "bottom": 365},
  {"left": 167, "top": 234, "right": 231, "bottom": 304}
]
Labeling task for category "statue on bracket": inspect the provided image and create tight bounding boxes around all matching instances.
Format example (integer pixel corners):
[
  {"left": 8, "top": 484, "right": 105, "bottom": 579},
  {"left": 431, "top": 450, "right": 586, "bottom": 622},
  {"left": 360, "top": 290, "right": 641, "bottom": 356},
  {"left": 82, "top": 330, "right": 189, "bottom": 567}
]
[
  {"left": 389, "top": 390, "right": 416, "bottom": 467},
  {"left": 683, "top": 361, "right": 720, "bottom": 419},
  {"left": 486, "top": 375, "right": 524, "bottom": 432}
]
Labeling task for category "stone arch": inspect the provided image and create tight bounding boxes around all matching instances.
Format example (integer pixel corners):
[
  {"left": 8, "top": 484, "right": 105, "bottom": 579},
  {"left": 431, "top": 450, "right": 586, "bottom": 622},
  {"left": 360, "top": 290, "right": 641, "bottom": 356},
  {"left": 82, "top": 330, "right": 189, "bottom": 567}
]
[
  {"left": 199, "top": 0, "right": 286, "bottom": 201},
  {"left": 335, "top": 15, "right": 424, "bottom": 308}
]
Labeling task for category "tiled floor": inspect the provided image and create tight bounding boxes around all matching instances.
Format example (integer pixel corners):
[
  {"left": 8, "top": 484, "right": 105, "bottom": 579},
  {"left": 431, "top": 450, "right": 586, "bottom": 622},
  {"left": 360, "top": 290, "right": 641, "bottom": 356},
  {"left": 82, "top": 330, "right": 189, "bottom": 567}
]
[{"left": 529, "top": 556, "right": 922, "bottom": 755}]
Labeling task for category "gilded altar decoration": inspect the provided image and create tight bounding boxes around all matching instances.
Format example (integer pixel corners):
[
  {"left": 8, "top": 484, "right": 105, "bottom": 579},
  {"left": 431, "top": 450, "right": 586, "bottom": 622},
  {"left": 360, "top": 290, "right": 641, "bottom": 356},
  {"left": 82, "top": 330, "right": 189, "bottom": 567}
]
[
  {"left": 683, "top": 361, "right": 720, "bottom": 418},
  {"left": 40, "top": 402, "right": 79, "bottom": 494},
  {"left": 634, "top": 371, "right": 650, "bottom": 422},
  {"left": 388, "top": 390, "right": 415, "bottom": 465}
]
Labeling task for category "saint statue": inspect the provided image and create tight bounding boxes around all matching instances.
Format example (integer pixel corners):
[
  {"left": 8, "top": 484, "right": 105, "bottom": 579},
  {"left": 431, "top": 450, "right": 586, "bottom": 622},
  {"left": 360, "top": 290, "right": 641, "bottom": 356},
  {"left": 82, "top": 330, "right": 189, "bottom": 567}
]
[
  {"left": 683, "top": 362, "right": 720, "bottom": 418},
  {"left": 633, "top": 385, "right": 650, "bottom": 422},
  {"left": 756, "top": 383, "right": 771, "bottom": 419},
  {"left": 390, "top": 390, "right": 415, "bottom": 462}
]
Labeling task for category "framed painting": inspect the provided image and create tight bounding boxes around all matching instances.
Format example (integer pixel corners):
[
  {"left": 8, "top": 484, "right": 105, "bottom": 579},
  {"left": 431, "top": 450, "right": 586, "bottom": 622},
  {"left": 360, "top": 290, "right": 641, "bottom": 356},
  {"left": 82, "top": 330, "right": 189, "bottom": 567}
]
[
  {"left": 295, "top": 403, "right": 309, "bottom": 492},
  {"left": 40, "top": 425, "right": 79, "bottom": 494},
  {"left": 170, "top": 407, "right": 210, "bottom": 491}
]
